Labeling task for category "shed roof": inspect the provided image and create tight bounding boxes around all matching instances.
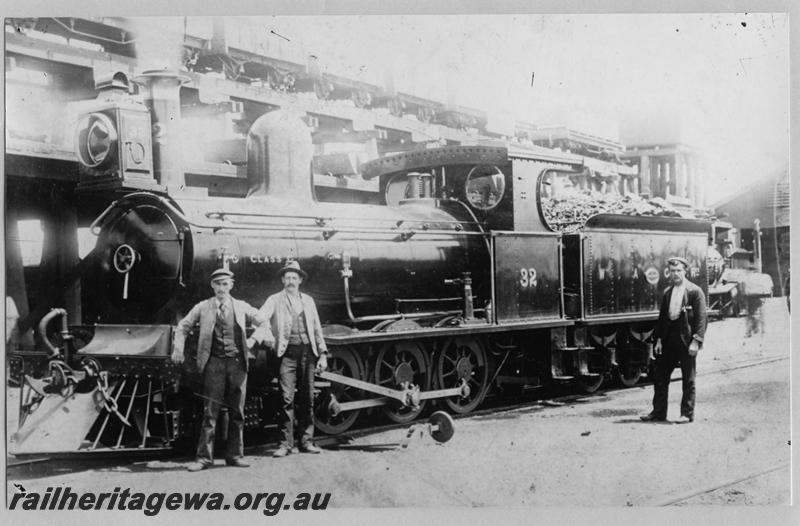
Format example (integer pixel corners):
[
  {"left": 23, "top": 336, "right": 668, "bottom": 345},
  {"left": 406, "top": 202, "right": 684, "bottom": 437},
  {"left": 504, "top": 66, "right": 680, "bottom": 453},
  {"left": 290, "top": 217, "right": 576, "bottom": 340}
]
[{"left": 710, "top": 168, "right": 789, "bottom": 229}]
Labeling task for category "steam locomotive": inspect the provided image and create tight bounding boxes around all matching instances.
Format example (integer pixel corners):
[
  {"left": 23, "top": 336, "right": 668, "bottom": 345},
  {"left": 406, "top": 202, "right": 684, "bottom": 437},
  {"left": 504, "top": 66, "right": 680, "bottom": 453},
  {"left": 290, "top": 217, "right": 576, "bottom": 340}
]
[{"left": 9, "top": 71, "right": 710, "bottom": 456}]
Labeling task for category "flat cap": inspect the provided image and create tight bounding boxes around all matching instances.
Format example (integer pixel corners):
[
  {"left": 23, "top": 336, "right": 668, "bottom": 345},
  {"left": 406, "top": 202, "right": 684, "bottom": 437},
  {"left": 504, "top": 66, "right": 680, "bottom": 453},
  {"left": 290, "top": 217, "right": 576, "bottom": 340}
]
[
  {"left": 667, "top": 256, "right": 689, "bottom": 269},
  {"left": 210, "top": 268, "right": 234, "bottom": 282}
]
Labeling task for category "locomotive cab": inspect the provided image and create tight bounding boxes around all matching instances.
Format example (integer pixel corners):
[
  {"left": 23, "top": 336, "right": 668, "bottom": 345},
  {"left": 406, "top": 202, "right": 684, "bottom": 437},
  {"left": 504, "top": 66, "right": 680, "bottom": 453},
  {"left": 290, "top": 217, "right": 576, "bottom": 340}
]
[
  {"left": 360, "top": 145, "right": 578, "bottom": 328},
  {"left": 363, "top": 142, "right": 586, "bottom": 234}
]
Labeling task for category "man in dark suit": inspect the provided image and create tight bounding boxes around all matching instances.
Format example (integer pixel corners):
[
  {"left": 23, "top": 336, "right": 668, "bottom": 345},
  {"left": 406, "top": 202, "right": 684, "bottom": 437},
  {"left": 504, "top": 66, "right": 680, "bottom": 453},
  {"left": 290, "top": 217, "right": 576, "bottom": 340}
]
[
  {"left": 641, "top": 256, "right": 708, "bottom": 424},
  {"left": 171, "top": 268, "right": 271, "bottom": 471}
]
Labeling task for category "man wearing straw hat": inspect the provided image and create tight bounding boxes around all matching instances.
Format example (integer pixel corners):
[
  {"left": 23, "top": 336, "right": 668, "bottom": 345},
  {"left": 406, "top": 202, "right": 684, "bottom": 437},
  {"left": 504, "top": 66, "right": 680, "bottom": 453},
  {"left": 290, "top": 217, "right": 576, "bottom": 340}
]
[
  {"left": 259, "top": 260, "right": 329, "bottom": 457},
  {"left": 640, "top": 256, "right": 707, "bottom": 424},
  {"left": 172, "top": 268, "right": 272, "bottom": 471}
]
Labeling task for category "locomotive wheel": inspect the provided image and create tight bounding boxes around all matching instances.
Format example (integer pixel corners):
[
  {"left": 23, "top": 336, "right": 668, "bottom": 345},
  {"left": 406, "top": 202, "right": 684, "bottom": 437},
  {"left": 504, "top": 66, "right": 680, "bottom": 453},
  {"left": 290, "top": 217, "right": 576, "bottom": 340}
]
[
  {"left": 387, "top": 97, "right": 405, "bottom": 117},
  {"left": 576, "top": 343, "right": 606, "bottom": 394},
  {"left": 351, "top": 88, "right": 372, "bottom": 108},
  {"left": 436, "top": 337, "right": 489, "bottom": 414},
  {"left": 728, "top": 295, "right": 741, "bottom": 317},
  {"left": 617, "top": 328, "right": 649, "bottom": 387},
  {"left": 576, "top": 374, "right": 604, "bottom": 394},
  {"left": 428, "top": 411, "right": 455, "bottom": 443},
  {"left": 417, "top": 106, "right": 435, "bottom": 124},
  {"left": 616, "top": 364, "right": 643, "bottom": 387},
  {"left": 373, "top": 340, "right": 430, "bottom": 424},
  {"left": 314, "top": 80, "right": 334, "bottom": 100},
  {"left": 314, "top": 346, "right": 365, "bottom": 435},
  {"left": 646, "top": 361, "right": 656, "bottom": 380}
]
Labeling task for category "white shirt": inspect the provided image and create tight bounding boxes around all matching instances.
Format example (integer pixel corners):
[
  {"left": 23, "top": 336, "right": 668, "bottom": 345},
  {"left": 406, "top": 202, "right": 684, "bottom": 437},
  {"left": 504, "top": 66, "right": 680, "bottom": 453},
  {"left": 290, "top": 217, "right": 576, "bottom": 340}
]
[
  {"left": 668, "top": 282, "right": 686, "bottom": 320},
  {"left": 215, "top": 298, "right": 230, "bottom": 317},
  {"left": 285, "top": 292, "right": 304, "bottom": 314}
]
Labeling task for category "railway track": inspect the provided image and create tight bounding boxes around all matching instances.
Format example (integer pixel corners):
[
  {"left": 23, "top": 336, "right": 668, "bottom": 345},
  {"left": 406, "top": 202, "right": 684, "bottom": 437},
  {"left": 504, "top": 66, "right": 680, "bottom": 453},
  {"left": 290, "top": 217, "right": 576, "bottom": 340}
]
[
  {"left": 699, "top": 354, "right": 788, "bottom": 376},
  {"left": 315, "top": 352, "right": 790, "bottom": 446},
  {"left": 6, "top": 457, "right": 50, "bottom": 468},
  {"left": 267, "top": 352, "right": 791, "bottom": 448},
  {"left": 646, "top": 462, "right": 790, "bottom": 506},
  {"left": 7, "top": 353, "right": 788, "bottom": 469}
]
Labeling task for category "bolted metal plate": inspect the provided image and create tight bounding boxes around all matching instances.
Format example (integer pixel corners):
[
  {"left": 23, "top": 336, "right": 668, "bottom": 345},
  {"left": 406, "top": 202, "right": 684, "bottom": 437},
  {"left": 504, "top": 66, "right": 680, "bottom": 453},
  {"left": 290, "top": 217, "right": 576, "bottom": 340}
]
[
  {"left": 10, "top": 385, "right": 109, "bottom": 455},
  {"left": 492, "top": 233, "right": 562, "bottom": 322},
  {"left": 428, "top": 410, "right": 455, "bottom": 443}
]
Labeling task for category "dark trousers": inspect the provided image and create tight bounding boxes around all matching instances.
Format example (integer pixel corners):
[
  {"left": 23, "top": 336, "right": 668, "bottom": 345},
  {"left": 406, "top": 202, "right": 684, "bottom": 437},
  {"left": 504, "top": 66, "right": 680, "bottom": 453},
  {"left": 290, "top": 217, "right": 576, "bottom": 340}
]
[
  {"left": 278, "top": 344, "right": 317, "bottom": 448},
  {"left": 196, "top": 354, "right": 247, "bottom": 463},
  {"left": 745, "top": 297, "right": 766, "bottom": 336},
  {"left": 651, "top": 331, "right": 696, "bottom": 419}
]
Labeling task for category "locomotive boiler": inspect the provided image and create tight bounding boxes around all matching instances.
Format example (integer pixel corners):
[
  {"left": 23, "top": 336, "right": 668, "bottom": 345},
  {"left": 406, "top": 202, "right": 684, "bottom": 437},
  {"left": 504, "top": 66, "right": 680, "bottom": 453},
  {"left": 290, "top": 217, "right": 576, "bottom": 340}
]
[
  {"left": 9, "top": 71, "right": 710, "bottom": 456},
  {"left": 83, "top": 113, "right": 491, "bottom": 328}
]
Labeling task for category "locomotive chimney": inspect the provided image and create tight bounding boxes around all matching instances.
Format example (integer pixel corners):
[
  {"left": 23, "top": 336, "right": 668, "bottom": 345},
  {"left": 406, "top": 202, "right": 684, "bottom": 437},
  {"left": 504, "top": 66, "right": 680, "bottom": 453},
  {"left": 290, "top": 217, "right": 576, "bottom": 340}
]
[
  {"left": 246, "top": 110, "right": 315, "bottom": 202},
  {"left": 134, "top": 70, "right": 189, "bottom": 190}
]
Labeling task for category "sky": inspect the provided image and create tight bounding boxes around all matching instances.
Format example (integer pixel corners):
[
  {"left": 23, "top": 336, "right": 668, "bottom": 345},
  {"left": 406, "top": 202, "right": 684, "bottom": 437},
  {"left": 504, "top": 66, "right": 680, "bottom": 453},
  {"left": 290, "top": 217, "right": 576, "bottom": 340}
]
[
  {"left": 250, "top": 13, "right": 789, "bottom": 204},
  {"left": 9, "top": 13, "right": 790, "bottom": 206}
]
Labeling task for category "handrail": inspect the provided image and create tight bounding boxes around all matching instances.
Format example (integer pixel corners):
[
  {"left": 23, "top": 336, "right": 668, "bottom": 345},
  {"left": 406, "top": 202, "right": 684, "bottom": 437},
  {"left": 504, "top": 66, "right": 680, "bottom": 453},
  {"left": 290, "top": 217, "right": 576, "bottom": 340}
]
[
  {"left": 206, "top": 220, "right": 485, "bottom": 237},
  {"left": 38, "top": 308, "right": 69, "bottom": 359},
  {"left": 341, "top": 272, "right": 460, "bottom": 324},
  {"left": 90, "top": 192, "right": 490, "bottom": 238},
  {"left": 342, "top": 272, "right": 403, "bottom": 323},
  {"left": 206, "top": 211, "right": 334, "bottom": 222},
  {"left": 206, "top": 210, "right": 483, "bottom": 227}
]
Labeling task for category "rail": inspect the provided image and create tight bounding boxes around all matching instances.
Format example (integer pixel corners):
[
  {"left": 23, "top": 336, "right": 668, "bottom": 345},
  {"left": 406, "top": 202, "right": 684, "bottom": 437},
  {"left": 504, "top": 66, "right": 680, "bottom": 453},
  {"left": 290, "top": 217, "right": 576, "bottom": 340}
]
[{"left": 647, "top": 462, "right": 790, "bottom": 506}]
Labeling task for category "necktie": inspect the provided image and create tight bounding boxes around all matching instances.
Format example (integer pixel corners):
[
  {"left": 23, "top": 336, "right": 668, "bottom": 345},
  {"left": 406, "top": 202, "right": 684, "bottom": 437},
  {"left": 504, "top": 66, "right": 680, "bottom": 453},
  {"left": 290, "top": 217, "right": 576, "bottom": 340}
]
[{"left": 218, "top": 302, "right": 226, "bottom": 321}]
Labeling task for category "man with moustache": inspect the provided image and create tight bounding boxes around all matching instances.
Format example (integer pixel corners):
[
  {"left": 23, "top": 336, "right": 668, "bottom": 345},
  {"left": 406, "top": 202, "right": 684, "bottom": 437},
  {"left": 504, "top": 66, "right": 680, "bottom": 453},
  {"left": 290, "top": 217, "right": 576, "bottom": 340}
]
[
  {"left": 259, "top": 261, "right": 328, "bottom": 457},
  {"left": 172, "top": 268, "right": 272, "bottom": 471},
  {"left": 641, "top": 256, "right": 708, "bottom": 424}
]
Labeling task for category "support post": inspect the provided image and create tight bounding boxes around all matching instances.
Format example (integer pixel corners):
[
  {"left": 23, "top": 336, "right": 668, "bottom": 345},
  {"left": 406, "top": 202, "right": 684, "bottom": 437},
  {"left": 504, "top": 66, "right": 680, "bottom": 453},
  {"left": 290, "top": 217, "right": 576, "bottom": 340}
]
[{"left": 4, "top": 209, "right": 33, "bottom": 346}]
